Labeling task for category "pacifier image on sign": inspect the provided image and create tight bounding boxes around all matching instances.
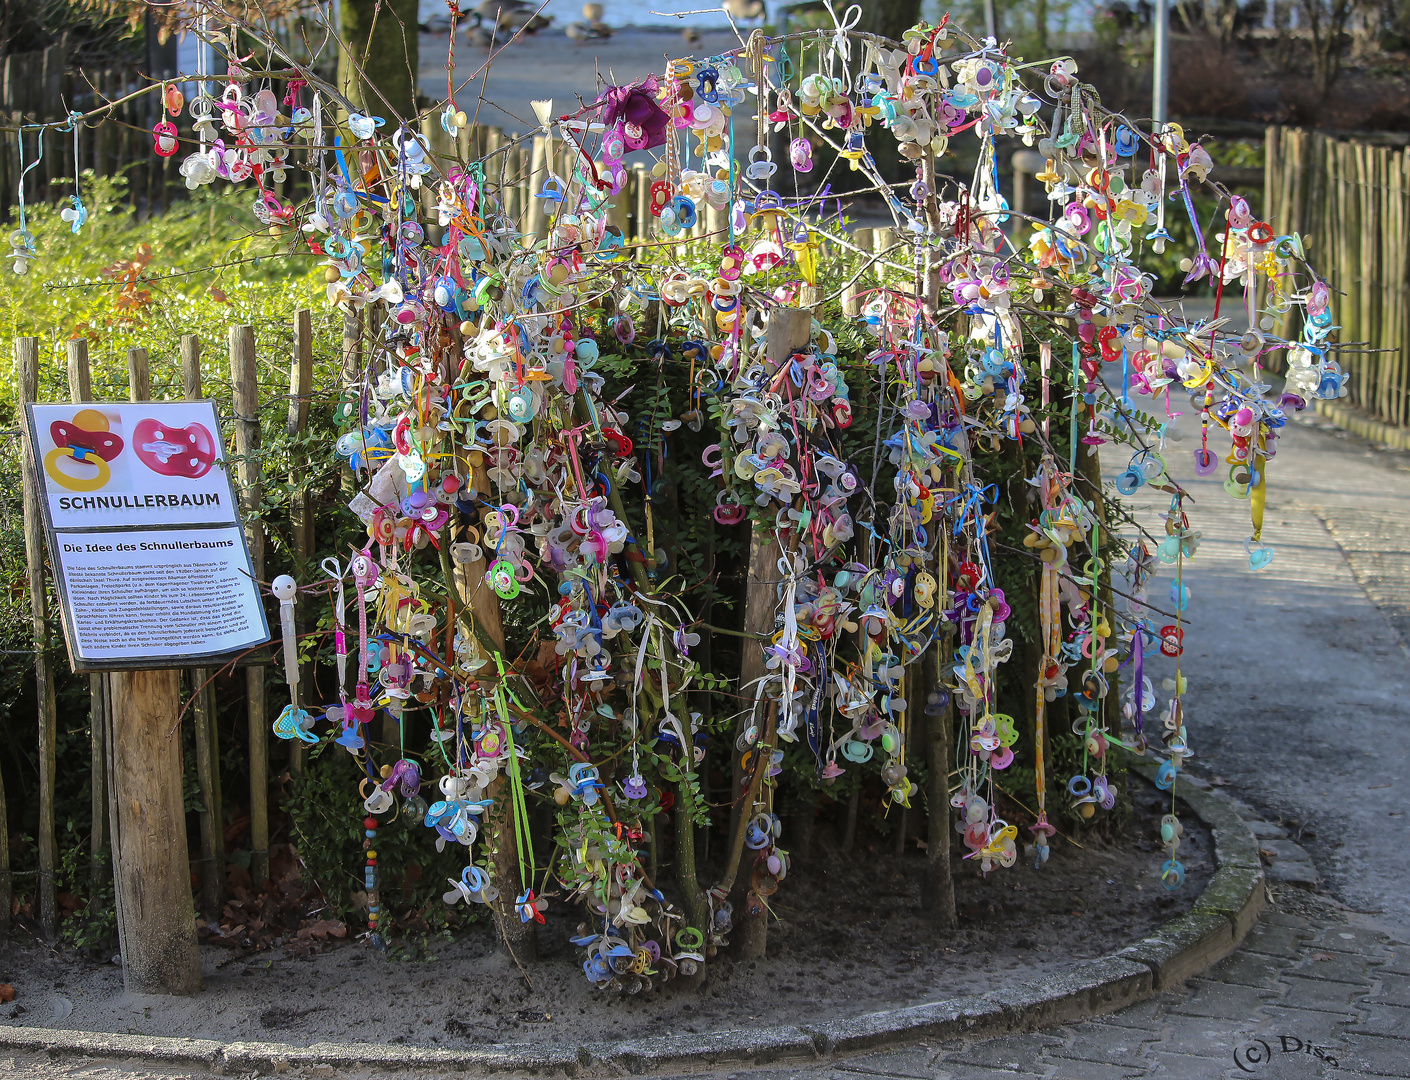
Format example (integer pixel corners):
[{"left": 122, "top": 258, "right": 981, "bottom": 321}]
[
  {"left": 44, "top": 409, "right": 124, "bottom": 492},
  {"left": 132, "top": 417, "right": 218, "bottom": 478}
]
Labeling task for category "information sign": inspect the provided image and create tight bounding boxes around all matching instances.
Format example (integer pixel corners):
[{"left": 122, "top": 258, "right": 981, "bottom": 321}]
[{"left": 24, "top": 401, "right": 270, "bottom": 671}]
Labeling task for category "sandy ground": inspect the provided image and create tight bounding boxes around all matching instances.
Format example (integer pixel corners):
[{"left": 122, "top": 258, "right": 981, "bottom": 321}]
[{"left": 0, "top": 782, "right": 1205, "bottom": 1048}]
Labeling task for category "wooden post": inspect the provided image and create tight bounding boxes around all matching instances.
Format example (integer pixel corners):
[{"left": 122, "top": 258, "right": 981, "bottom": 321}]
[
  {"left": 449, "top": 448, "right": 536, "bottom": 960},
  {"left": 921, "top": 641, "right": 957, "bottom": 926},
  {"left": 127, "top": 347, "right": 150, "bottom": 403},
  {"left": 917, "top": 148, "right": 956, "bottom": 929},
  {"left": 110, "top": 669, "right": 204, "bottom": 994},
  {"left": 105, "top": 346, "right": 204, "bottom": 994},
  {"left": 484, "top": 127, "right": 503, "bottom": 197},
  {"left": 632, "top": 163, "right": 649, "bottom": 242},
  {"left": 229, "top": 325, "right": 269, "bottom": 884},
  {"left": 286, "top": 310, "right": 314, "bottom": 775},
  {"left": 182, "top": 335, "right": 226, "bottom": 924},
  {"left": 341, "top": 308, "right": 364, "bottom": 494},
  {"left": 729, "top": 306, "right": 813, "bottom": 962},
  {"left": 17, "top": 337, "right": 58, "bottom": 939},
  {"left": 67, "top": 338, "right": 109, "bottom": 890},
  {"left": 848, "top": 226, "right": 874, "bottom": 317},
  {"left": 0, "top": 724, "right": 8, "bottom": 936},
  {"left": 872, "top": 227, "right": 897, "bottom": 293},
  {"left": 524, "top": 134, "right": 549, "bottom": 244}
]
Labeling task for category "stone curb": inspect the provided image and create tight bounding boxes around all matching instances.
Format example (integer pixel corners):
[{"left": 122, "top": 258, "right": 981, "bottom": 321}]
[
  {"left": 1312, "top": 399, "right": 1410, "bottom": 451},
  {"left": 0, "top": 765, "right": 1264, "bottom": 1077}
]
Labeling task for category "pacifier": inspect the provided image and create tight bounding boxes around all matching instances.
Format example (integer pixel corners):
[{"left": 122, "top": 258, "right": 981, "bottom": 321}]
[
  {"left": 789, "top": 137, "right": 813, "bottom": 173},
  {"left": 363, "top": 785, "right": 394, "bottom": 814},
  {"left": 348, "top": 113, "right": 385, "bottom": 140},
  {"left": 1244, "top": 537, "right": 1274, "bottom": 571},
  {"left": 745, "top": 146, "right": 777, "bottom": 180}
]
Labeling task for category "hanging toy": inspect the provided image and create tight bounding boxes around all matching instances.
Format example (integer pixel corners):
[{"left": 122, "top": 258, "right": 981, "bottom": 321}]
[
  {"left": 322, "top": 556, "right": 349, "bottom": 691},
  {"left": 153, "top": 91, "right": 180, "bottom": 158},
  {"left": 10, "top": 125, "right": 42, "bottom": 275},
  {"left": 271, "top": 574, "right": 315, "bottom": 743},
  {"left": 60, "top": 113, "right": 87, "bottom": 234}
]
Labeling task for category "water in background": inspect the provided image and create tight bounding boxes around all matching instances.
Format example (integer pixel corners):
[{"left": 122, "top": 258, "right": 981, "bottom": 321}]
[{"left": 419, "top": 0, "right": 737, "bottom": 29}]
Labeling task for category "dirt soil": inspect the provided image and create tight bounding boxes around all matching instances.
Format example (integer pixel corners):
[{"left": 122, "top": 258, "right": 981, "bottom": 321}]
[{"left": 0, "top": 781, "right": 1210, "bottom": 1049}]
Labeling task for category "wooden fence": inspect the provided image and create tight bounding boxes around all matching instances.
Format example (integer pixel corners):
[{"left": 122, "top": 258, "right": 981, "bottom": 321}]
[
  {"left": 0, "top": 37, "right": 178, "bottom": 220},
  {"left": 1265, "top": 126, "right": 1410, "bottom": 436},
  {"left": 8, "top": 320, "right": 320, "bottom": 959}
]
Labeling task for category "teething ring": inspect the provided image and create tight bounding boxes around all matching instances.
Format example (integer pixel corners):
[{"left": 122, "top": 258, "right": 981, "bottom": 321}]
[{"left": 44, "top": 447, "right": 111, "bottom": 492}]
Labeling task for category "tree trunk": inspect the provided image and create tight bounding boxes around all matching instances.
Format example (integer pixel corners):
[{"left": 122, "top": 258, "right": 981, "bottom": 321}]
[
  {"left": 921, "top": 644, "right": 957, "bottom": 927},
  {"left": 728, "top": 308, "right": 812, "bottom": 962},
  {"left": 338, "top": 0, "right": 421, "bottom": 121}
]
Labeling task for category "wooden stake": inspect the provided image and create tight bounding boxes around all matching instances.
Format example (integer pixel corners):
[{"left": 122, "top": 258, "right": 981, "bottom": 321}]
[
  {"left": 104, "top": 345, "right": 203, "bottom": 993},
  {"left": 182, "top": 335, "right": 226, "bottom": 923},
  {"left": 524, "top": 134, "right": 549, "bottom": 243},
  {"left": 450, "top": 453, "right": 535, "bottom": 960},
  {"left": 229, "top": 325, "right": 269, "bottom": 884},
  {"left": 0, "top": 726, "right": 8, "bottom": 936},
  {"left": 341, "top": 309, "right": 363, "bottom": 501},
  {"left": 109, "top": 669, "right": 204, "bottom": 993},
  {"left": 921, "top": 641, "right": 957, "bottom": 927},
  {"left": 632, "top": 163, "right": 649, "bottom": 242},
  {"left": 66, "top": 338, "right": 109, "bottom": 891},
  {"left": 287, "top": 310, "right": 314, "bottom": 775},
  {"left": 17, "top": 337, "right": 58, "bottom": 939},
  {"left": 127, "top": 347, "right": 150, "bottom": 403},
  {"left": 729, "top": 306, "right": 813, "bottom": 962}
]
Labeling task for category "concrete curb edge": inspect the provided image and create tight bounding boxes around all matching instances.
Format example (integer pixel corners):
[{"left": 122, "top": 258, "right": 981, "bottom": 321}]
[
  {"left": 0, "top": 764, "right": 1265, "bottom": 1076},
  {"left": 1312, "top": 399, "right": 1410, "bottom": 451}
]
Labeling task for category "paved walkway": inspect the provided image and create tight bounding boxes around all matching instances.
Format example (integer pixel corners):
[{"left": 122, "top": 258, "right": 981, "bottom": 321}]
[{"left": 3, "top": 420, "right": 1408, "bottom": 1079}]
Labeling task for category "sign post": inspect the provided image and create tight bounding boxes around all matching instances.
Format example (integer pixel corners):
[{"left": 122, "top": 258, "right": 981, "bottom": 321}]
[
  {"left": 23, "top": 398, "right": 269, "bottom": 670},
  {"left": 22, "top": 374, "right": 270, "bottom": 994}
]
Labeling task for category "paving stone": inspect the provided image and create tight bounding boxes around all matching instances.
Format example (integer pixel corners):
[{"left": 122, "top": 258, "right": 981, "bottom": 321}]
[
  {"left": 1248, "top": 821, "right": 1289, "bottom": 839},
  {"left": 697, "top": 1071, "right": 823, "bottom": 1080},
  {"left": 1256, "top": 1003, "right": 1362, "bottom": 1043},
  {"left": 1266, "top": 861, "right": 1319, "bottom": 888},
  {"left": 1288, "top": 946, "right": 1384, "bottom": 985},
  {"left": 931, "top": 1032, "right": 1061, "bottom": 1074},
  {"left": 1167, "top": 979, "right": 1278, "bottom": 1020},
  {"left": 1048, "top": 1029, "right": 1153, "bottom": 1068},
  {"left": 1148, "top": 1018, "right": 1252, "bottom": 1058},
  {"left": 1306, "top": 926, "right": 1393, "bottom": 957},
  {"left": 1083, "top": 997, "right": 1171, "bottom": 1031},
  {"left": 834, "top": 1048, "right": 941, "bottom": 1078},
  {"left": 1347, "top": 1001, "right": 1410, "bottom": 1038},
  {"left": 1257, "top": 912, "right": 1314, "bottom": 932},
  {"left": 1042, "top": 1058, "right": 1146, "bottom": 1080},
  {"left": 1365, "top": 971, "right": 1410, "bottom": 1004},
  {"left": 1141, "top": 1050, "right": 1243, "bottom": 1079},
  {"left": 1276, "top": 973, "right": 1369, "bottom": 1013},
  {"left": 1336, "top": 1033, "right": 1410, "bottom": 1078},
  {"left": 932, "top": 1065, "right": 1060, "bottom": 1080},
  {"left": 1377, "top": 946, "right": 1410, "bottom": 978},
  {"left": 1259, "top": 840, "right": 1315, "bottom": 863},
  {"left": 1205, "top": 951, "right": 1284, "bottom": 989},
  {"left": 1221, "top": 1045, "right": 1342, "bottom": 1080},
  {"left": 1243, "top": 922, "right": 1315, "bottom": 959}
]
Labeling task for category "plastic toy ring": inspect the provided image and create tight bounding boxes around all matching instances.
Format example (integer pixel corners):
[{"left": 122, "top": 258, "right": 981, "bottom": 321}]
[{"left": 44, "top": 446, "right": 111, "bottom": 492}]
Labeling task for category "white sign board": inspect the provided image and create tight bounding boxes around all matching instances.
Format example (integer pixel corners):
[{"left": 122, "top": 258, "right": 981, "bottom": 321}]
[{"left": 25, "top": 401, "right": 270, "bottom": 672}]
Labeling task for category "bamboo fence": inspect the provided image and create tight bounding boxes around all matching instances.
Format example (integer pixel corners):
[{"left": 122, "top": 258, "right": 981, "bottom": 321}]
[{"left": 1265, "top": 126, "right": 1410, "bottom": 432}]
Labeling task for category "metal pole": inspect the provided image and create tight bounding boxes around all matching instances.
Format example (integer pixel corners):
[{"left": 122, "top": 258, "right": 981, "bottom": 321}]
[
  {"left": 983, "top": 0, "right": 998, "bottom": 40},
  {"left": 1152, "top": 0, "right": 1170, "bottom": 126}
]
